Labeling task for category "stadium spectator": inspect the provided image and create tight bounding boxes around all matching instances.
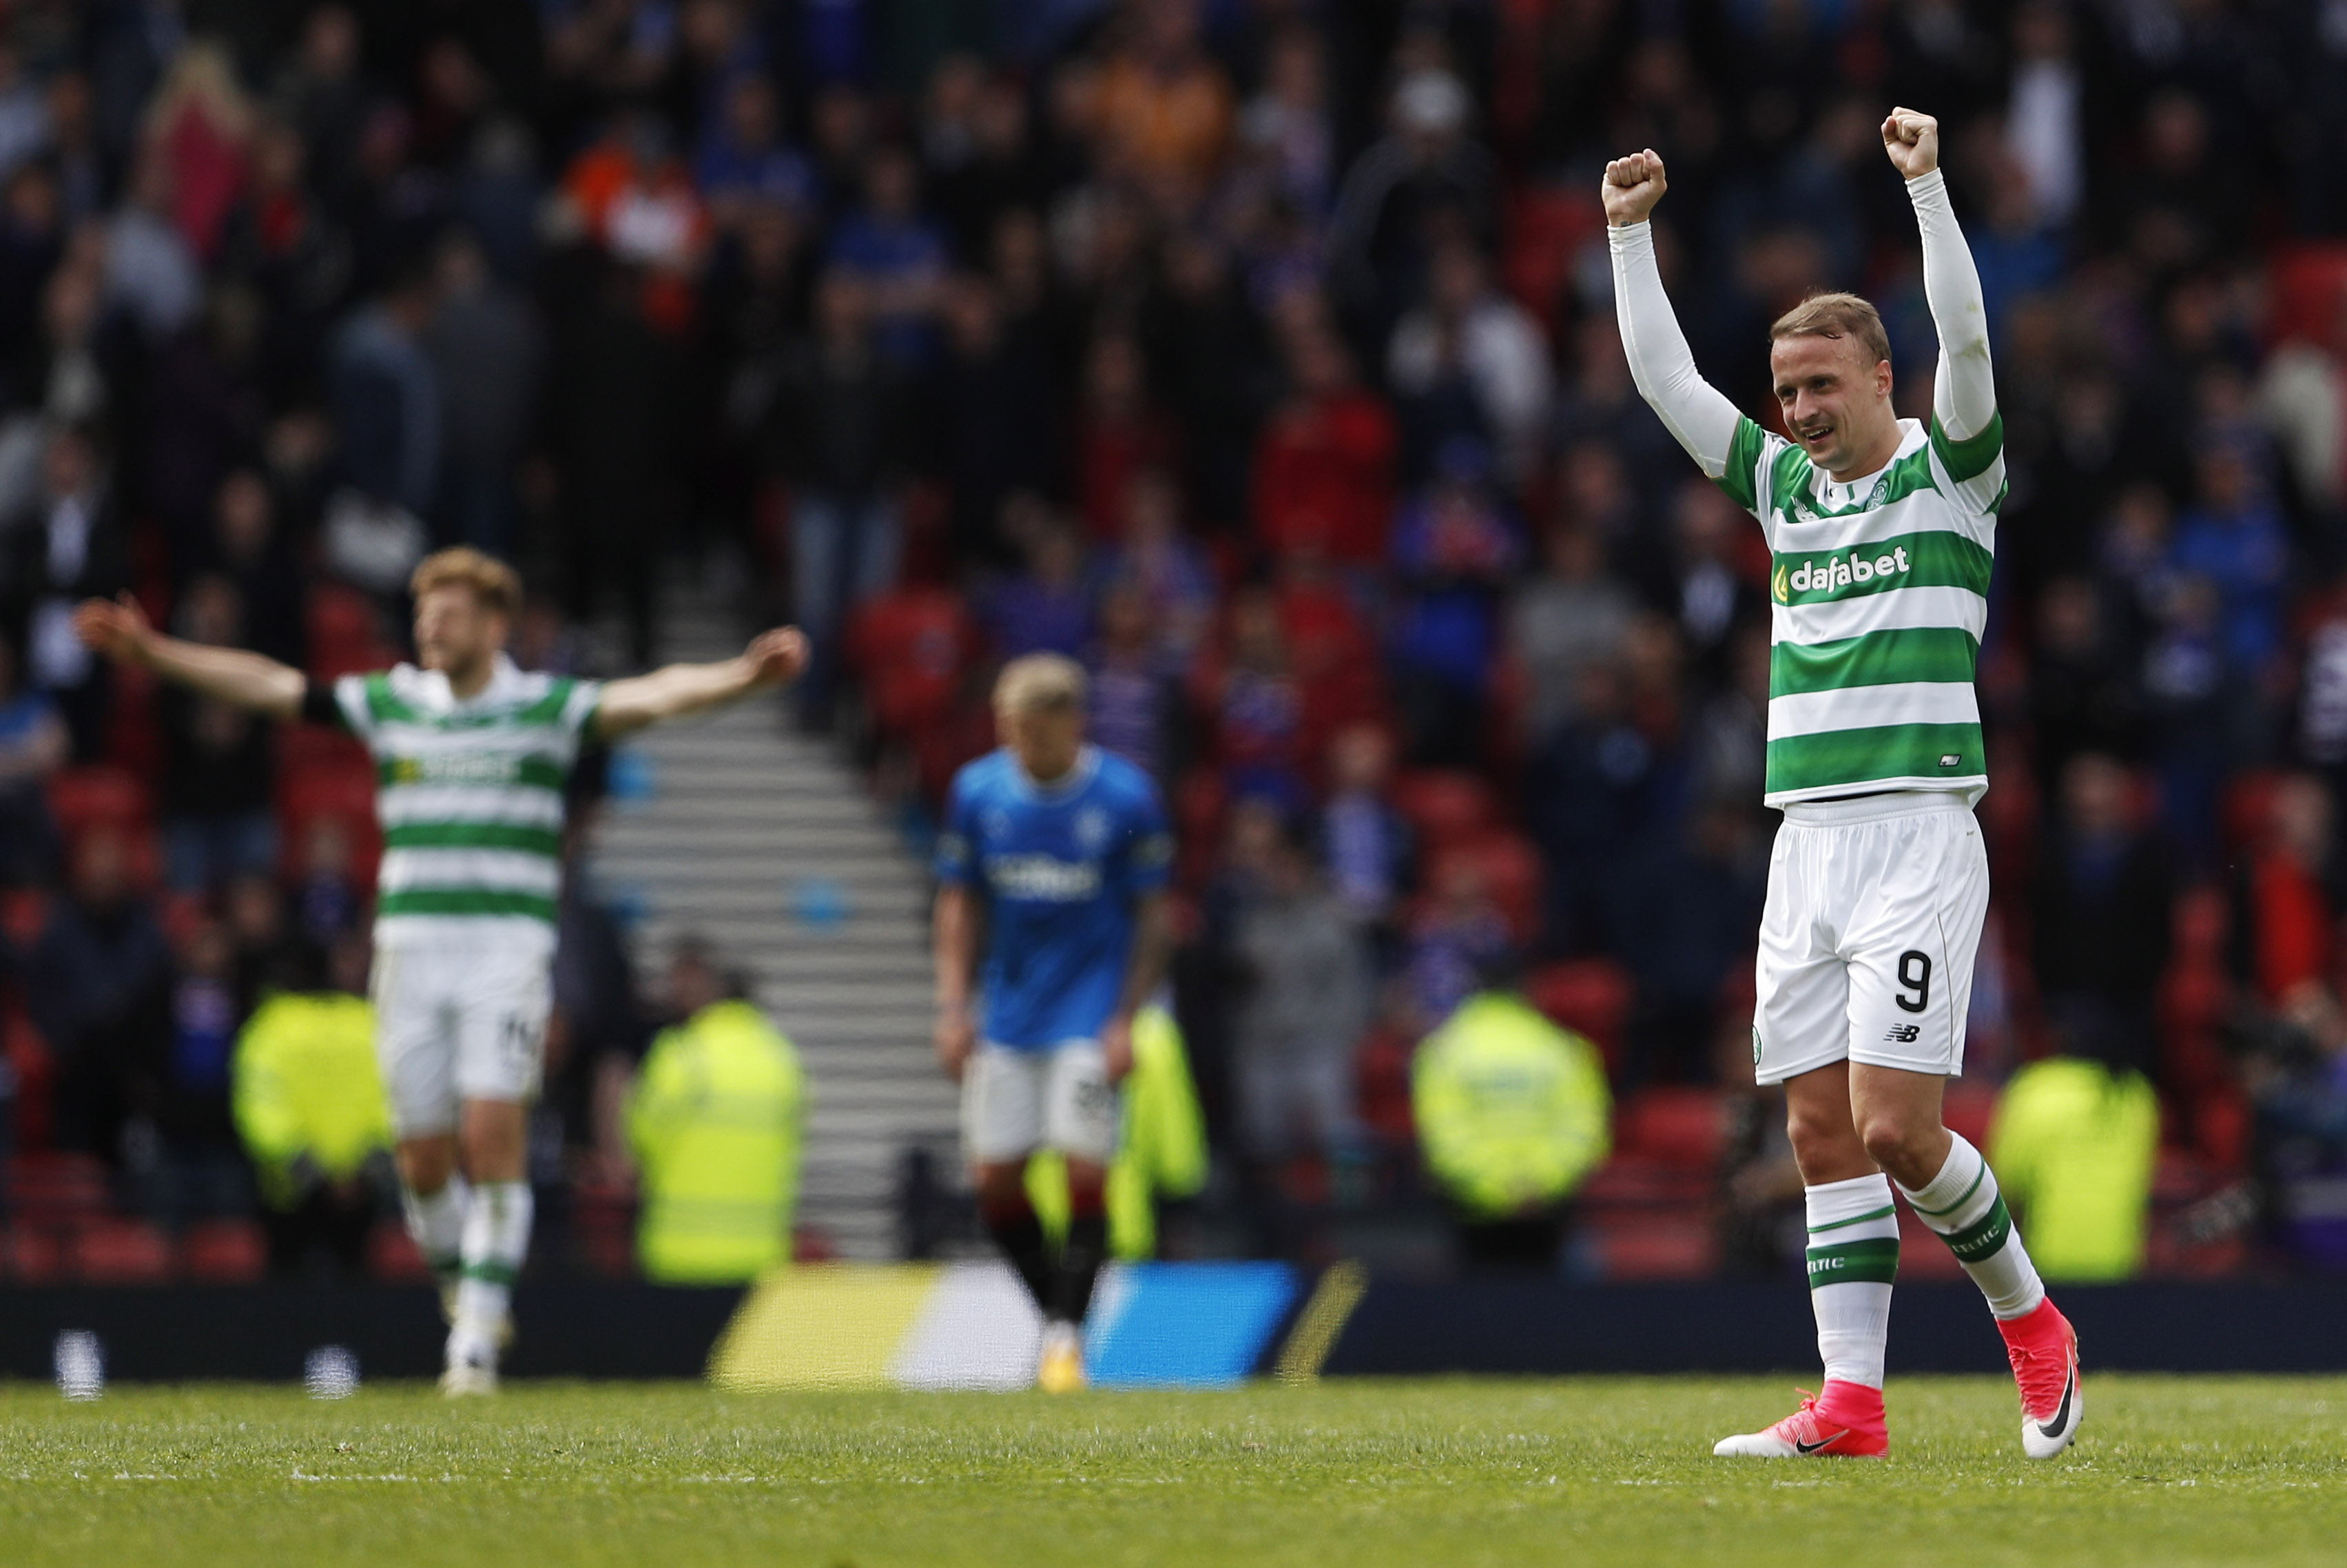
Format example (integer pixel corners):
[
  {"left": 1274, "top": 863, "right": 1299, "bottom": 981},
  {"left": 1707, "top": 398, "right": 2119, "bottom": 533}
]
[
  {"left": 1086, "top": 580, "right": 1179, "bottom": 784},
  {"left": 1252, "top": 320, "right": 1396, "bottom": 568},
  {"left": 0, "top": 628, "right": 65, "bottom": 885},
  {"left": 2231, "top": 774, "right": 2347, "bottom": 1007},
  {"left": 1509, "top": 523, "right": 1637, "bottom": 752},
  {"left": 231, "top": 933, "right": 393, "bottom": 1279},
  {"left": 827, "top": 141, "right": 947, "bottom": 369},
  {"left": 1086, "top": 468, "right": 1211, "bottom": 672},
  {"left": 1387, "top": 439, "right": 1521, "bottom": 767},
  {"left": 1318, "top": 722, "right": 1412, "bottom": 937},
  {"left": 628, "top": 942, "right": 805, "bottom": 1284},
  {"left": 421, "top": 230, "right": 542, "bottom": 559},
  {"left": 1223, "top": 809, "right": 1372, "bottom": 1170},
  {"left": 769, "top": 268, "right": 918, "bottom": 721},
  {"left": 984, "top": 519, "right": 1090, "bottom": 661},
  {"left": 1093, "top": 0, "right": 1232, "bottom": 203},
  {"left": 1401, "top": 852, "right": 1512, "bottom": 1037},
  {"left": 1412, "top": 969, "right": 1611, "bottom": 1271},
  {"left": 1327, "top": 68, "right": 1496, "bottom": 343},
  {"left": 3, "top": 423, "right": 123, "bottom": 758},
  {"left": 1386, "top": 239, "right": 1552, "bottom": 485},
  {"left": 158, "top": 575, "right": 276, "bottom": 891},
  {"left": 26, "top": 822, "right": 173, "bottom": 1165},
  {"left": 2031, "top": 754, "right": 2175, "bottom": 1079}
]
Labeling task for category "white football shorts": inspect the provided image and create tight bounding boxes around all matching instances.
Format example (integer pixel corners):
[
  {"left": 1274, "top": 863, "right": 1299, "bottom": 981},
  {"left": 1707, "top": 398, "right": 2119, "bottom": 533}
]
[
  {"left": 962, "top": 1040, "right": 1118, "bottom": 1165},
  {"left": 1751, "top": 791, "right": 1989, "bottom": 1087},
  {"left": 370, "top": 934, "right": 555, "bottom": 1136}
]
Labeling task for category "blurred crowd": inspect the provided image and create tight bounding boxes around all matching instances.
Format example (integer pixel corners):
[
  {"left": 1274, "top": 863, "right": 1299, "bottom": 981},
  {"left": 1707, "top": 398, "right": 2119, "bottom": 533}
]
[{"left": 8, "top": 0, "right": 2347, "bottom": 1280}]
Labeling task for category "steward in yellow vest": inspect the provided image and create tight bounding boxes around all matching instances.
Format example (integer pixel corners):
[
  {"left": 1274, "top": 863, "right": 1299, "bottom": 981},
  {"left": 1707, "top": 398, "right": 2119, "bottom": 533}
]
[
  {"left": 232, "top": 964, "right": 395, "bottom": 1277},
  {"left": 628, "top": 996, "right": 807, "bottom": 1283},
  {"left": 1029, "top": 1005, "right": 1208, "bottom": 1259},
  {"left": 1412, "top": 989, "right": 1611, "bottom": 1268},
  {"left": 1989, "top": 1056, "right": 2158, "bottom": 1280}
]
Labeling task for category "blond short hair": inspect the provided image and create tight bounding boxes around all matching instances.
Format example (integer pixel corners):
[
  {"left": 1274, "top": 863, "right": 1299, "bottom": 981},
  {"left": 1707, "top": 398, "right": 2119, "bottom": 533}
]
[
  {"left": 409, "top": 547, "right": 521, "bottom": 618},
  {"left": 994, "top": 653, "right": 1087, "bottom": 715},
  {"left": 1768, "top": 291, "right": 1892, "bottom": 371}
]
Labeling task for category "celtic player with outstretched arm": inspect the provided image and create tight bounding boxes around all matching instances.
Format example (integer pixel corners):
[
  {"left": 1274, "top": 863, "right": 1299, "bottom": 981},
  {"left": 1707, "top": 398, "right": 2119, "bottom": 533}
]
[
  {"left": 78, "top": 549, "right": 807, "bottom": 1395},
  {"left": 1604, "top": 110, "right": 2080, "bottom": 1460}
]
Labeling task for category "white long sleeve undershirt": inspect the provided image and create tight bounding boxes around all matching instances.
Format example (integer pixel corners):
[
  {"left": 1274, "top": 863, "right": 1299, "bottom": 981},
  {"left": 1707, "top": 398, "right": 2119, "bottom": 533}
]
[
  {"left": 1609, "top": 167, "right": 1996, "bottom": 473},
  {"left": 1907, "top": 169, "right": 1996, "bottom": 444}
]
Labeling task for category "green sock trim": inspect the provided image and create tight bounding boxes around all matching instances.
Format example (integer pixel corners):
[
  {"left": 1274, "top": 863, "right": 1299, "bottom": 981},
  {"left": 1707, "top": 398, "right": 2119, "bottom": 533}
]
[
  {"left": 1808, "top": 1204, "right": 1896, "bottom": 1234},
  {"left": 1806, "top": 1237, "right": 1899, "bottom": 1288},
  {"left": 1907, "top": 1157, "right": 1987, "bottom": 1219},
  {"left": 1941, "top": 1194, "right": 2013, "bottom": 1265},
  {"left": 460, "top": 1262, "right": 520, "bottom": 1287}
]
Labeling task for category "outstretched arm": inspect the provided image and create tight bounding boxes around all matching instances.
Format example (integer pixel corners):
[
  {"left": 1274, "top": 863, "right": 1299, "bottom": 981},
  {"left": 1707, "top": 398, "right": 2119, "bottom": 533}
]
[
  {"left": 1603, "top": 149, "right": 1743, "bottom": 478},
  {"left": 592, "top": 628, "right": 809, "bottom": 739},
  {"left": 74, "top": 594, "right": 304, "bottom": 720},
  {"left": 1883, "top": 107, "right": 1995, "bottom": 444}
]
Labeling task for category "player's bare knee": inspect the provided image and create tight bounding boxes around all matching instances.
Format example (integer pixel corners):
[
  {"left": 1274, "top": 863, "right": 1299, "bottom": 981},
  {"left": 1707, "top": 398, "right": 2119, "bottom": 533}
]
[
  {"left": 1786, "top": 1109, "right": 1865, "bottom": 1181},
  {"left": 1856, "top": 1113, "right": 1936, "bottom": 1182},
  {"left": 396, "top": 1137, "right": 456, "bottom": 1195}
]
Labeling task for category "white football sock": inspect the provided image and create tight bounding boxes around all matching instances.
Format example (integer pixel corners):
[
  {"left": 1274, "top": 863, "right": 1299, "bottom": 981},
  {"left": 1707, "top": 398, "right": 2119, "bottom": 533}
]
[
  {"left": 402, "top": 1177, "right": 467, "bottom": 1276},
  {"left": 1806, "top": 1173, "right": 1899, "bottom": 1390},
  {"left": 1896, "top": 1133, "right": 2045, "bottom": 1321},
  {"left": 455, "top": 1182, "right": 533, "bottom": 1347}
]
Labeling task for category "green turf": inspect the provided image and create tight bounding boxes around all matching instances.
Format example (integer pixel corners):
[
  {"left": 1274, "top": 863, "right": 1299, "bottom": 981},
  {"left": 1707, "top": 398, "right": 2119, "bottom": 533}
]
[{"left": 3, "top": 1376, "right": 2343, "bottom": 1566}]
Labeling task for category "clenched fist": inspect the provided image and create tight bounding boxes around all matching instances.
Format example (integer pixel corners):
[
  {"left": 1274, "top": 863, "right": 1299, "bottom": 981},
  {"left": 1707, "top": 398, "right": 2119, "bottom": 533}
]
[
  {"left": 1881, "top": 107, "right": 1938, "bottom": 179},
  {"left": 1602, "top": 149, "right": 1668, "bottom": 228}
]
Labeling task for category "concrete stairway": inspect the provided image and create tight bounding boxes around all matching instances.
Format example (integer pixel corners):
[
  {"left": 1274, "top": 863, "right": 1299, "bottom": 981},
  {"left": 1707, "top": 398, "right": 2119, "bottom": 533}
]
[{"left": 584, "top": 586, "right": 958, "bottom": 1259}]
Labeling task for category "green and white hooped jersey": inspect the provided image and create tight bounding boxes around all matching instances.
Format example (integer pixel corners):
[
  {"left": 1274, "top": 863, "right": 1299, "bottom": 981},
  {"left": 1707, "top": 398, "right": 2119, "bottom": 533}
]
[
  {"left": 332, "top": 657, "right": 602, "bottom": 945},
  {"left": 1716, "top": 410, "right": 2005, "bottom": 807}
]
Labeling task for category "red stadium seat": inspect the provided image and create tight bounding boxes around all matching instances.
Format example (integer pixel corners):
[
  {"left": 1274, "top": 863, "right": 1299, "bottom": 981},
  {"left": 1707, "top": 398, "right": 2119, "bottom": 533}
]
[
  {"left": 846, "top": 587, "right": 973, "bottom": 681},
  {"left": 2, "top": 1007, "right": 54, "bottom": 1151},
  {"left": 1527, "top": 959, "right": 1631, "bottom": 1072},
  {"left": 3, "top": 1226, "right": 63, "bottom": 1283},
  {"left": 183, "top": 1219, "right": 267, "bottom": 1283},
  {"left": 72, "top": 1218, "right": 174, "bottom": 1283},
  {"left": 366, "top": 1221, "right": 431, "bottom": 1281},
  {"left": 1941, "top": 1079, "right": 1997, "bottom": 1151},
  {"left": 1615, "top": 1087, "right": 1726, "bottom": 1171},
  {"left": 1392, "top": 770, "right": 1493, "bottom": 852},
  {"left": 308, "top": 585, "right": 393, "bottom": 681},
  {"left": 47, "top": 765, "right": 151, "bottom": 841},
  {"left": 1591, "top": 1212, "right": 1718, "bottom": 1280},
  {"left": 8, "top": 1151, "right": 109, "bottom": 1215}
]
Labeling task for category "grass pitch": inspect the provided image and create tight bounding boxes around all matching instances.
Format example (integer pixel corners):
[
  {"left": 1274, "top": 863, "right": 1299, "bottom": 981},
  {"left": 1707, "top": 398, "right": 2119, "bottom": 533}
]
[{"left": 3, "top": 1376, "right": 2341, "bottom": 1567}]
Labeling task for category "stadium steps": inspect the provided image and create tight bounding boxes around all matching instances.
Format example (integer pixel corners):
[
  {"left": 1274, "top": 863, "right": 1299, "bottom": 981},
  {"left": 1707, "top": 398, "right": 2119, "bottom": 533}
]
[{"left": 584, "top": 581, "right": 958, "bottom": 1261}]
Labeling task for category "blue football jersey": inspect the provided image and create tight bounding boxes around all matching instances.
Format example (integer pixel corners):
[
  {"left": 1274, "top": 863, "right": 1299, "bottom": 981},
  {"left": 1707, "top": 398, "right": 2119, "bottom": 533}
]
[{"left": 934, "top": 745, "right": 1173, "bottom": 1049}]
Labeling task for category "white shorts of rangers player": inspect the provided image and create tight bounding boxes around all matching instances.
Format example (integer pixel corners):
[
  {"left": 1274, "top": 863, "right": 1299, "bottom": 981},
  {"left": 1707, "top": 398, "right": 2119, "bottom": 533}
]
[
  {"left": 1751, "top": 790, "right": 1989, "bottom": 1088},
  {"left": 370, "top": 934, "right": 555, "bottom": 1136},
  {"left": 962, "top": 1040, "right": 1118, "bottom": 1166}
]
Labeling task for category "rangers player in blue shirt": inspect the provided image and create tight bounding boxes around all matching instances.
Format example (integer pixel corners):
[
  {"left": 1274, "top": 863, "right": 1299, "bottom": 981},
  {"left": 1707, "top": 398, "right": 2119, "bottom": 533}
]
[{"left": 933, "top": 654, "right": 1174, "bottom": 1391}]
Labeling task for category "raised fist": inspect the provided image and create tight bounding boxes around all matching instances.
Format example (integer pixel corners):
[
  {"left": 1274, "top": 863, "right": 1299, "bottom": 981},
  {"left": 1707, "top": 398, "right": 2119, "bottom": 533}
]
[
  {"left": 1602, "top": 149, "right": 1668, "bottom": 228},
  {"left": 1881, "top": 107, "right": 1938, "bottom": 179}
]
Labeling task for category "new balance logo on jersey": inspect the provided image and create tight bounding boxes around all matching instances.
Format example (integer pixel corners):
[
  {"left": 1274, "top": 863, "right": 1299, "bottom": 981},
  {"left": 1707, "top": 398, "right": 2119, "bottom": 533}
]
[
  {"left": 1883, "top": 1024, "right": 1921, "bottom": 1043},
  {"left": 1774, "top": 546, "right": 1914, "bottom": 603}
]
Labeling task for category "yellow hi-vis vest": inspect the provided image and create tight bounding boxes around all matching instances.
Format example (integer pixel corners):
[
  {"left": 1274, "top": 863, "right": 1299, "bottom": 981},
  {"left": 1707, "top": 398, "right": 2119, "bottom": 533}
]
[
  {"left": 1988, "top": 1057, "right": 2159, "bottom": 1281},
  {"left": 1028, "top": 1006, "right": 1208, "bottom": 1259},
  {"left": 231, "top": 991, "right": 393, "bottom": 1210},
  {"left": 1412, "top": 991, "right": 1611, "bottom": 1218},
  {"left": 627, "top": 1000, "right": 807, "bottom": 1284}
]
